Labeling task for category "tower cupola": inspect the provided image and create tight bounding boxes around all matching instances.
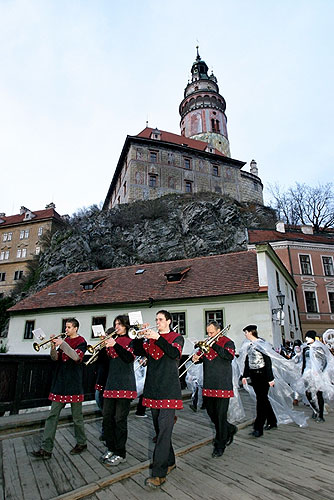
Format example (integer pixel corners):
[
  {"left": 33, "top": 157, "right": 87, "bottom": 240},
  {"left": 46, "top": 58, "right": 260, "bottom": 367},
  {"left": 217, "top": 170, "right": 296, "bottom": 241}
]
[{"left": 179, "top": 48, "right": 230, "bottom": 156}]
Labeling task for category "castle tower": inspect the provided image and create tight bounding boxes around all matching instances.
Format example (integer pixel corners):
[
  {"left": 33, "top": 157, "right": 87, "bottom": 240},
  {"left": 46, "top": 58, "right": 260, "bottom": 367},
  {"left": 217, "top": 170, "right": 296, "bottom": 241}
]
[{"left": 179, "top": 47, "right": 231, "bottom": 157}]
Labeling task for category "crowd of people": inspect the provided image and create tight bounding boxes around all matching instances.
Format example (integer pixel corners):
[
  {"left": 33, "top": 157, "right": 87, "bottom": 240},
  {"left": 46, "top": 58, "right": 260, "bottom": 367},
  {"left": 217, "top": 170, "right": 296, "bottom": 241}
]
[{"left": 30, "top": 314, "right": 334, "bottom": 490}]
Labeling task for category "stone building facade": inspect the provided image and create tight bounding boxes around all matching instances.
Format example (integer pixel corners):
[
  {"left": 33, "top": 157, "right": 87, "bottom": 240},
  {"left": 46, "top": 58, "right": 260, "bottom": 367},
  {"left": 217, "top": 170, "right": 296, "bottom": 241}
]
[
  {"left": 0, "top": 204, "right": 65, "bottom": 297},
  {"left": 103, "top": 50, "right": 263, "bottom": 210}
]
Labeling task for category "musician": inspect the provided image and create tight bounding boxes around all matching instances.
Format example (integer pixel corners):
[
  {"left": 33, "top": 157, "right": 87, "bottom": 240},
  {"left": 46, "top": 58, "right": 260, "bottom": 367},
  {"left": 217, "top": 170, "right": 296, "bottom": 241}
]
[
  {"left": 94, "top": 334, "right": 109, "bottom": 440},
  {"left": 192, "top": 321, "right": 237, "bottom": 458},
  {"left": 31, "top": 318, "right": 87, "bottom": 459},
  {"left": 100, "top": 315, "right": 137, "bottom": 466},
  {"left": 241, "top": 325, "right": 277, "bottom": 437},
  {"left": 132, "top": 310, "right": 184, "bottom": 489}
]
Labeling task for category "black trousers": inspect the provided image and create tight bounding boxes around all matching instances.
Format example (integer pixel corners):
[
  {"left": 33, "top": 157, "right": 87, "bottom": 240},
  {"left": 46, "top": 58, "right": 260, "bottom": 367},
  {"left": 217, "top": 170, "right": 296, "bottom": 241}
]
[
  {"left": 250, "top": 371, "right": 277, "bottom": 433},
  {"left": 306, "top": 390, "right": 324, "bottom": 418},
  {"left": 151, "top": 408, "right": 176, "bottom": 478},
  {"left": 204, "top": 396, "right": 233, "bottom": 450},
  {"left": 103, "top": 398, "right": 131, "bottom": 458},
  {"left": 135, "top": 395, "right": 147, "bottom": 416}
]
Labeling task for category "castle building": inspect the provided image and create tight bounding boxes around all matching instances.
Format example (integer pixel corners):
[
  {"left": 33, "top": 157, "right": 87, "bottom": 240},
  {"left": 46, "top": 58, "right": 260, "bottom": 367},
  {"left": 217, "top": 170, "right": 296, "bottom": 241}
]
[
  {"left": 103, "top": 49, "right": 263, "bottom": 210},
  {"left": 0, "top": 204, "right": 65, "bottom": 298}
]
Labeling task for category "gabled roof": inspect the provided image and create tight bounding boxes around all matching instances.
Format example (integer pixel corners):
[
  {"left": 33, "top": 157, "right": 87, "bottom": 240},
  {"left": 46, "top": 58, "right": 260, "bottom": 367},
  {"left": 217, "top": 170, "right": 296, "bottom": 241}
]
[
  {"left": 248, "top": 229, "right": 334, "bottom": 245},
  {"left": 9, "top": 251, "right": 261, "bottom": 313},
  {"left": 137, "top": 127, "right": 226, "bottom": 156},
  {"left": 0, "top": 208, "right": 63, "bottom": 228}
]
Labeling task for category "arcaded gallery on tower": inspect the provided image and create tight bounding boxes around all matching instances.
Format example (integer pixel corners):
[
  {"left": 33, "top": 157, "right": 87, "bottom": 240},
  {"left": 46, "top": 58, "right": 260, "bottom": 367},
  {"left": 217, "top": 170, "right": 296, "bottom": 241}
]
[{"left": 103, "top": 49, "right": 263, "bottom": 210}]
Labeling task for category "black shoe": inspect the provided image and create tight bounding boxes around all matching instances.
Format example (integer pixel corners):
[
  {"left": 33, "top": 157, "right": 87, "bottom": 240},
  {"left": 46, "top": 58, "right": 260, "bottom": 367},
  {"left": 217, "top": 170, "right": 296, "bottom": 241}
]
[
  {"left": 30, "top": 448, "right": 52, "bottom": 460},
  {"left": 316, "top": 417, "right": 325, "bottom": 423},
  {"left": 70, "top": 444, "right": 87, "bottom": 455},
  {"left": 311, "top": 412, "right": 318, "bottom": 419},
  {"left": 264, "top": 424, "right": 277, "bottom": 431},
  {"left": 250, "top": 430, "right": 263, "bottom": 438},
  {"left": 212, "top": 447, "right": 224, "bottom": 458},
  {"left": 226, "top": 425, "right": 238, "bottom": 446}
]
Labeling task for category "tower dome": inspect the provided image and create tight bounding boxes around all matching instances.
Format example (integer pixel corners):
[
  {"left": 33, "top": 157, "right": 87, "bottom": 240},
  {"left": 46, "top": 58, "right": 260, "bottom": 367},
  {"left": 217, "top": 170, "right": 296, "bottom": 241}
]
[{"left": 179, "top": 48, "right": 230, "bottom": 157}]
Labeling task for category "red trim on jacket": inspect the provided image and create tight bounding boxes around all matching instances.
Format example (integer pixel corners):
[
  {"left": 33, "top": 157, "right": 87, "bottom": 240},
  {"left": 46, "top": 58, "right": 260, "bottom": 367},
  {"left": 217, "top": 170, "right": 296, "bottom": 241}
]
[
  {"left": 143, "top": 397, "right": 183, "bottom": 409},
  {"left": 103, "top": 389, "right": 137, "bottom": 399},
  {"left": 203, "top": 389, "right": 234, "bottom": 398},
  {"left": 48, "top": 393, "right": 84, "bottom": 403},
  {"left": 95, "top": 383, "right": 104, "bottom": 391}
]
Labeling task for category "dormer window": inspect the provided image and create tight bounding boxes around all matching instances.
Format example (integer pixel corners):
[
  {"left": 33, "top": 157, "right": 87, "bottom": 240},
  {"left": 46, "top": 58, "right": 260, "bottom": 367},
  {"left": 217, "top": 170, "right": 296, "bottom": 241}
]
[
  {"left": 165, "top": 266, "right": 191, "bottom": 284},
  {"left": 81, "top": 276, "right": 107, "bottom": 292}
]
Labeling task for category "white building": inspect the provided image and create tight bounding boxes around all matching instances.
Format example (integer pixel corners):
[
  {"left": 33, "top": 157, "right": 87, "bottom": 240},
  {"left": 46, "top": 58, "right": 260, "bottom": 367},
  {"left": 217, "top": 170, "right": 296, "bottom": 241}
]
[{"left": 7, "top": 245, "right": 301, "bottom": 354}]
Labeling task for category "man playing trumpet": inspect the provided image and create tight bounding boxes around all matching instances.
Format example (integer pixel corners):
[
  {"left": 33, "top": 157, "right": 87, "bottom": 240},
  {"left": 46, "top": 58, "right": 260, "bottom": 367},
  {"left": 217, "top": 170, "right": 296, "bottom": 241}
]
[
  {"left": 192, "top": 321, "right": 237, "bottom": 458},
  {"left": 132, "top": 310, "right": 184, "bottom": 489},
  {"left": 30, "top": 318, "right": 87, "bottom": 459}
]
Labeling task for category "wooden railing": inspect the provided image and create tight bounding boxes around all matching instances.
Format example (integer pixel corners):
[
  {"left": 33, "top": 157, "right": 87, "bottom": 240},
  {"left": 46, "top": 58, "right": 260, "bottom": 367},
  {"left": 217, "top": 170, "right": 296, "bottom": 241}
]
[{"left": 0, "top": 354, "right": 96, "bottom": 415}]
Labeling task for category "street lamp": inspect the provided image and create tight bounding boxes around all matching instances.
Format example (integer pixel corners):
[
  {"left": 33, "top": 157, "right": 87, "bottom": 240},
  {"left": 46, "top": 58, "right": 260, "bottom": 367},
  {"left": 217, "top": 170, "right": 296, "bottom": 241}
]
[{"left": 272, "top": 292, "right": 285, "bottom": 321}]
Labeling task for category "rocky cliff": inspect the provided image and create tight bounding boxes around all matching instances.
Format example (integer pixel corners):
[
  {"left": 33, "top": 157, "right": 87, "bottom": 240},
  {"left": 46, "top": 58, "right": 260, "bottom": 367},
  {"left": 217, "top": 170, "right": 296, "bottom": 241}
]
[{"left": 30, "top": 193, "right": 275, "bottom": 294}]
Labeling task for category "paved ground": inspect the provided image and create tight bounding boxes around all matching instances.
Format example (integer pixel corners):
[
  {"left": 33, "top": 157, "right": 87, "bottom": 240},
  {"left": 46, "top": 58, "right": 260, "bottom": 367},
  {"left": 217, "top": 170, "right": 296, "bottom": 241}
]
[{"left": 0, "top": 392, "right": 332, "bottom": 500}]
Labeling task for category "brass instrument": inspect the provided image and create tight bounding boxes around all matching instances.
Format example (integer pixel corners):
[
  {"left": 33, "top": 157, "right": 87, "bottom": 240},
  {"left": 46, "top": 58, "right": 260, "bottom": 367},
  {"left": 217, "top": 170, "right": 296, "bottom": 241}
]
[
  {"left": 179, "top": 324, "right": 231, "bottom": 378},
  {"left": 85, "top": 329, "right": 118, "bottom": 365},
  {"left": 128, "top": 325, "right": 159, "bottom": 340},
  {"left": 33, "top": 333, "right": 66, "bottom": 352}
]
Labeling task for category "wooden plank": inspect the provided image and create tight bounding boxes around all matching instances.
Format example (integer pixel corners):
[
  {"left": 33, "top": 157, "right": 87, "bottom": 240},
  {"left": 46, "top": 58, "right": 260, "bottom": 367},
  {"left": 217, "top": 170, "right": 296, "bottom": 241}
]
[
  {"left": 2, "top": 439, "right": 24, "bottom": 500},
  {"left": 0, "top": 442, "right": 4, "bottom": 500},
  {"left": 11, "top": 438, "right": 41, "bottom": 500}
]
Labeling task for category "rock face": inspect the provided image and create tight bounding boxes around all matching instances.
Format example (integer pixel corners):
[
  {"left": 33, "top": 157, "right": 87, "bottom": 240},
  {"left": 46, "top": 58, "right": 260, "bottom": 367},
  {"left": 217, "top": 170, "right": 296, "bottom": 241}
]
[{"left": 30, "top": 193, "right": 276, "bottom": 294}]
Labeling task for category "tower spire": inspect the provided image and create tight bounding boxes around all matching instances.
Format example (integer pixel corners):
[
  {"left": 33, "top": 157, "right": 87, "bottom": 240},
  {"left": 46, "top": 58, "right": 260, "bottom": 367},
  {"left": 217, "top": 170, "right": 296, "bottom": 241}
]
[{"left": 179, "top": 51, "right": 231, "bottom": 157}]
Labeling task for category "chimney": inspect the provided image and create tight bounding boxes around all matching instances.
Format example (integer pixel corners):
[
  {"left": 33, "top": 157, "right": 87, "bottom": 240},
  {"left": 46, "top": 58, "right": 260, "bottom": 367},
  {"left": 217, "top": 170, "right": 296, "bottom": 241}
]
[
  {"left": 45, "top": 202, "right": 56, "bottom": 209},
  {"left": 0, "top": 213, "right": 5, "bottom": 217},
  {"left": 276, "top": 221, "right": 285, "bottom": 233},
  {"left": 20, "top": 206, "right": 29, "bottom": 215},
  {"left": 300, "top": 225, "right": 314, "bottom": 235},
  {"left": 250, "top": 159, "right": 258, "bottom": 176}
]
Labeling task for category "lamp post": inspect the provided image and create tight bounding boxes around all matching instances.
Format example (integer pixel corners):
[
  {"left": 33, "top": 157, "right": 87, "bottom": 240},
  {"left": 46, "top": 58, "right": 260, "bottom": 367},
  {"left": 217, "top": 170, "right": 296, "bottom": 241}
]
[{"left": 272, "top": 291, "right": 286, "bottom": 344}]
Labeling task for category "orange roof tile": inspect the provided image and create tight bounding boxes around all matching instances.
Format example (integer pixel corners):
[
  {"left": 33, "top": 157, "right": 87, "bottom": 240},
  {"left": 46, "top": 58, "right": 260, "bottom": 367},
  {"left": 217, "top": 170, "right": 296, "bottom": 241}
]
[{"left": 9, "top": 251, "right": 261, "bottom": 313}]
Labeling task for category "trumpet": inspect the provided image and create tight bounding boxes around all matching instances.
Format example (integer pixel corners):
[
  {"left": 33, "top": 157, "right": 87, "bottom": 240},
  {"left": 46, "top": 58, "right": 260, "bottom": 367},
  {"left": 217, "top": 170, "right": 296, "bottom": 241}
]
[
  {"left": 128, "top": 325, "right": 159, "bottom": 340},
  {"left": 85, "top": 329, "right": 118, "bottom": 365},
  {"left": 179, "top": 324, "right": 231, "bottom": 378},
  {"left": 33, "top": 333, "right": 66, "bottom": 352}
]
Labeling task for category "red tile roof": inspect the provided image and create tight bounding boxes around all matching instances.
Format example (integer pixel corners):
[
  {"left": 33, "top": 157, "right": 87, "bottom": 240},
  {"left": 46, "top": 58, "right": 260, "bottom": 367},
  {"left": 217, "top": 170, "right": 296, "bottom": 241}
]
[
  {"left": 136, "top": 127, "right": 225, "bottom": 156},
  {"left": 0, "top": 208, "right": 63, "bottom": 228},
  {"left": 248, "top": 229, "right": 334, "bottom": 245},
  {"left": 9, "top": 251, "right": 261, "bottom": 312}
]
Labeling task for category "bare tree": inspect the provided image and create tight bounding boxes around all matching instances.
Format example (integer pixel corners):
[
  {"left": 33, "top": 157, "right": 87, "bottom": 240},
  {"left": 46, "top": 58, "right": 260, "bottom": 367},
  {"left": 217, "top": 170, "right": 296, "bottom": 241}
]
[{"left": 268, "top": 182, "right": 334, "bottom": 232}]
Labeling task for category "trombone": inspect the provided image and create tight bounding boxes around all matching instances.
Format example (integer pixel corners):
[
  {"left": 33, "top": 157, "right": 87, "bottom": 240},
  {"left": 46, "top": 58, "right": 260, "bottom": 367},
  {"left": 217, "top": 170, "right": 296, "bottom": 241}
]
[
  {"left": 179, "top": 324, "right": 231, "bottom": 378},
  {"left": 33, "top": 333, "right": 66, "bottom": 352},
  {"left": 85, "top": 329, "right": 118, "bottom": 365}
]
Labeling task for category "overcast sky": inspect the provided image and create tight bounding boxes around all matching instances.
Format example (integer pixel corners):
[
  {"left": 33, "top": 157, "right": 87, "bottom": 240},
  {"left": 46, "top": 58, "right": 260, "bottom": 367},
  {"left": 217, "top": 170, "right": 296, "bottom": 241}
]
[{"left": 1, "top": 0, "right": 333, "bottom": 217}]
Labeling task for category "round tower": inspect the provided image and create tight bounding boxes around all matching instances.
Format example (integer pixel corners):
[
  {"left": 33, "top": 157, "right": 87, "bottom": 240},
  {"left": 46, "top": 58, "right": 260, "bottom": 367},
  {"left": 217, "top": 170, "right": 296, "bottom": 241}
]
[{"left": 179, "top": 48, "right": 231, "bottom": 157}]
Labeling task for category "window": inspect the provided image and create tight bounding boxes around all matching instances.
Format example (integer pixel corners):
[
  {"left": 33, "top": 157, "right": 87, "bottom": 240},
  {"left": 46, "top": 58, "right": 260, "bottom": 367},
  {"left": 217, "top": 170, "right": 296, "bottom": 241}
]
[
  {"left": 92, "top": 316, "right": 107, "bottom": 337},
  {"left": 322, "top": 256, "right": 334, "bottom": 276},
  {"left": 299, "top": 255, "right": 312, "bottom": 275},
  {"left": 275, "top": 271, "right": 280, "bottom": 292},
  {"left": 165, "top": 266, "right": 191, "bottom": 283},
  {"left": 7, "top": 232, "right": 12, "bottom": 241},
  {"left": 14, "top": 270, "right": 23, "bottom": 280},
  {"left": 149, "top": 151, "right": 158, "bottom": 163},
  {"left": 288, "top": 305, "right": 292, "bottom": 323},
  {"left": 212, "top": 165, "right": 219, "bottom": 176},
  {"left": 24, "top": 320, "right": 35, "bottom": 339},
  {"left": 0, "top": 251, "right": 9, "bottom": 260},
  {"left": 17, "top": 249, "right": 21, "bottom": 258},
  {"left": 185, "top": 181, "right": 192, "bottom": 193},
  {"left": 0, "top": 252, "right": 4, "bottom": 261},
  {"left": 25, "top": 229, "right": 29, "bottom": 238},
  {"left": 205, "top": 310, "right": 223, "bottom": 328},
  {"left": 293, "top": 310, "right": 297, "bottom": 326},
  {"left": 4, "top": 251, "right": 9, "bottom": 260},
  {"left": 38, "top": 227, "right": 43, "bottom": 236},
  {"left": 304, "top": 291, "right": 318, "bottom": 313},
  {"left": 20, "top": 230, "right": 24, "bottom": 239},
  {"left": 184, "top": 158, "right": 191, "bottom": 169},
  {"left": 35, "top": 246, "right": 40, "bottom": 255},
  {"left": 0, "top": 273, "right": 6, "bottom": 282},
  {"left": 149, "top": 175, "right": 157, "bottom": 188},
  {"left": 22, "top": 248, "right": 27, "bottom": 258},
  {"left": 328, "top": 292, "right": 334, "bottom": 313},
  {"left": 123, "top": 181, "right": 127, "bottom": 196},
  {"left": 171, "top": 312, "right": 186, "bottom": 335},
  {"left": 3, "top": 233, "right": 8, "bottom": 242}
]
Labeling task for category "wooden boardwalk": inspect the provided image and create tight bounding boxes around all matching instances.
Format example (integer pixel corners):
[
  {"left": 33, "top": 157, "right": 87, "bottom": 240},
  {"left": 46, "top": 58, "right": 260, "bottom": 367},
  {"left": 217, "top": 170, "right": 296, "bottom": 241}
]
[{"left": 0, "top": 392, "right": 333, "bottom": 500}]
